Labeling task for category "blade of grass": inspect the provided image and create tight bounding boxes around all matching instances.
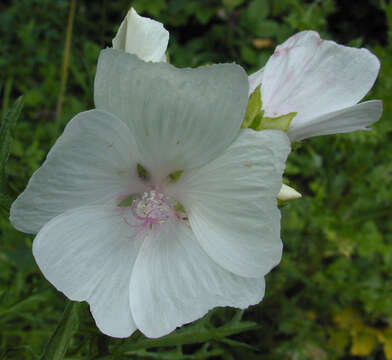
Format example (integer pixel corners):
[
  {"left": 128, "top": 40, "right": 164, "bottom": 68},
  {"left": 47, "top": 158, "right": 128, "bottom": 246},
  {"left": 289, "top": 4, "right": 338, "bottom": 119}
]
[
  {"left": 115, "top": 319, "right": 259, "bottom": 354},
  {"left": 55, "top": 0, "right": 76, "bottom": 135},
  {"left": 40, "top": 301, "right": 80, "bottom": 360},
  {"left": 2, "top": 77, "right": 13, "bottom": 120},
  {"left": 0, "top": 96, "right": 24, "bottom": 193}
]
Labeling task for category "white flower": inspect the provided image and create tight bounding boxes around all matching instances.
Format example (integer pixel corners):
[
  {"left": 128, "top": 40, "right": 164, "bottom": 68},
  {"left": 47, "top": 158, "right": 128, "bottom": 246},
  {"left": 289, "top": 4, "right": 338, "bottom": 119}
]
[
  {"left": 112, "top": 7, "right": 169, "bottom": 62},
  {"left": 10, "top": 50, "right": 290, "bottom": 338},
  {"left": 249, "top": 31, "right": 383, "bottom": 141}
]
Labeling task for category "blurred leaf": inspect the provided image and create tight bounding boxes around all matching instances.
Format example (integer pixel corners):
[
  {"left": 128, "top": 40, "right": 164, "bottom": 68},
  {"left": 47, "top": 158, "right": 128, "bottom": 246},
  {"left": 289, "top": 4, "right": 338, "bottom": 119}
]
[
  {"left": 378, "top": 327, "right": 392, "bottom": 360},
  {"left": 116, "top": 310, "right": 259, "bottom": 354},
  {"left": 0, "top": 96, "right": 23, "bottom": 191},
  {"left": 1, "top": 1, "right": 392, "bottom": 359},
  {"left": 222, "top": 0, "right": 244, "bottom": 10},
  {"left": 333, "top": 308, "right": 362, "bottom": 330},
  {"left": 351, "top": 329, "right": 378, "bottom": 356},
  {"left": 328, "top": 329, "right": 350, "bottom": 351},
  {"left": 0, "top": 192, "right": 12, "bottom": 216},
  {"left": 40, "top": 302, "right": 79, "bottom": 360},
  {"left": 0, "top": 290, "right": 50, "bottom": 317},
  {"left": 1, "top": 77, "right": 13, "bottom": 119},
  {"left": 247, "top": 0, "right": 269, "bottom": 20}
]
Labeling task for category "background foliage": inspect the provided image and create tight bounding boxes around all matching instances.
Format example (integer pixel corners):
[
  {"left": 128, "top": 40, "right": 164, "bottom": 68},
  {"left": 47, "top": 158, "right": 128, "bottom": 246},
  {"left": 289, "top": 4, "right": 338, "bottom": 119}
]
[{"left": 0, "top": 0, "right": 391, "bottom": 359}]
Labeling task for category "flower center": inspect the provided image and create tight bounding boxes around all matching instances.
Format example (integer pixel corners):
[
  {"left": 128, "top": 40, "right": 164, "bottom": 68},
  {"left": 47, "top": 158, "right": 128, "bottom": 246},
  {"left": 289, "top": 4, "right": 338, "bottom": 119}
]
[{"left": 130, "top": 189, "right": 173, "bottom": 226}]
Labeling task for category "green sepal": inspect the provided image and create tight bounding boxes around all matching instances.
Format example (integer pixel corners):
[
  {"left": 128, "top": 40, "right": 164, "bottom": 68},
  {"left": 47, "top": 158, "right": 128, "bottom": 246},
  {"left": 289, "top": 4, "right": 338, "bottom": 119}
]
[
  {"left": 249, "top": 112, "right": 263, "bottom": 130},
  {"left": 241, "top": 85, "right": 262, "bottom": 129},
  {"left": 277, "top": 199, "right": 288, "bottom": 208},
  {"left": 137, "top": 163, "right": 150, "bottom": 181},
  {"left": 257, "top": 112, "right": 297, "bottom": 132},
  {"left": 168, "top": 170, "right": 184, "bottom": 182},
  {"left": 173, "top": 200, "right": 186, "bottom": 214},
  {"left": 118, "top": 194, "right": 139, "bottom": 207},
  {"left": 241, "top": 85, "right": 296, "bottom": 132}
]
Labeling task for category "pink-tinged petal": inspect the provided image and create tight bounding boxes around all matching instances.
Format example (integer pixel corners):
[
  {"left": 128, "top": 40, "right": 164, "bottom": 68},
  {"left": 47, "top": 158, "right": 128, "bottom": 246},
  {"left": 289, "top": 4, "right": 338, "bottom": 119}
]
[
  {"left": 288, "top": 100, "right": 383, "bottom": 141},
  {"left": 261, "top": 31, "right": 380, "bottom": 127},
  {"left": 129, "top": 219, "right": 265, "bottom": 338},
  {"left": 248, "top": 67, "right": 264, "bottom": 96},
  {"left": 33, "top": 205, "right": 142, "bottom": 338},
  {"left": 112, "top": 7, "right": 169, "bottom": 63},
  {"left": 168, "top": 129, "right": 290, "bottom": 278},
  {"left": 10, "top": 110, "right": 144, "bottom": 234}
]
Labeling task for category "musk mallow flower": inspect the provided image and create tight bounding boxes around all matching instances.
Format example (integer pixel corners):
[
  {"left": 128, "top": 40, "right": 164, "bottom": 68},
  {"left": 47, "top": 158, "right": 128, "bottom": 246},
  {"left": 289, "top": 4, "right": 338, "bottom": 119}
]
[
  {"left": 111, "top": 7, "right": 300, "bottom": 203},
  {"left": 10, "top": 49, "right": 290, "bottom": 338},
  {"left": 112, "top": 7, "right": 169, "bottom": 62},
  {"left": 248, "top": 30, "right": 383, "bottom": 141}
]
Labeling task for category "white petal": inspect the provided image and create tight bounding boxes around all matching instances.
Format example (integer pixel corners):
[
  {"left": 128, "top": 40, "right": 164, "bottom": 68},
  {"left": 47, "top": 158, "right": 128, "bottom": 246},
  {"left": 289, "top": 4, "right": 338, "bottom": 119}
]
[
  {"left": 248, "top": 67, "right": 264, "bottom": 96},
  {"left": 288, "top": 100, "right": 383, "bottom": 141},
  {"left": 10, "top": 110, "right": 143, "bottom": 234},
  {"left": 112, "top": 7, "right": 169, "bottom": 63},
  {"left": 261, "top": 31, "right": 380, "bottom": 126},
  {"left": 168, "top": 129, "right": 291, "bottom": 278},
  {"left": 277, "top": 184, "right": 302, "bottom": 201},
  {"left": 94, "top": 49, "right": 249, "bottom": 180},
  {"left": 33, "top": 205, "right": 142, "bottom": 338},
  {"left": 129, "top": 220, "right": 265, "bottom": 338}
]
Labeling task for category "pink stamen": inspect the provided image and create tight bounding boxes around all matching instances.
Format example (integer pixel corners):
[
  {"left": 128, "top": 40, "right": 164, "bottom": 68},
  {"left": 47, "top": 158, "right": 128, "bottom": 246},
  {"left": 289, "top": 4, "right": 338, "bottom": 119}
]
[{"left": 126, "top": 189, "right": 175, "bottom": 235}]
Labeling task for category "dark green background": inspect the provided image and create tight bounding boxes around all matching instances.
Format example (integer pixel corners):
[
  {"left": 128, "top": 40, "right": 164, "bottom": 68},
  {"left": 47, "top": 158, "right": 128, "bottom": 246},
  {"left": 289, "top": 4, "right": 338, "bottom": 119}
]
[{"left": 1, "top": 0, "right": 391, "bottom": 359}]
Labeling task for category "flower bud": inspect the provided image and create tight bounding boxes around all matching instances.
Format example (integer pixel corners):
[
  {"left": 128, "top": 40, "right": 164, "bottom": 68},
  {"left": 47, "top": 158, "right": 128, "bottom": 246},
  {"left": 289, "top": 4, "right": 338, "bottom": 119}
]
[
  {"left": 112, "top": 7, "right": 169, "bottom": 63},
  {"left": 277, "top": 184, "right": 302, "bottom": 202}
]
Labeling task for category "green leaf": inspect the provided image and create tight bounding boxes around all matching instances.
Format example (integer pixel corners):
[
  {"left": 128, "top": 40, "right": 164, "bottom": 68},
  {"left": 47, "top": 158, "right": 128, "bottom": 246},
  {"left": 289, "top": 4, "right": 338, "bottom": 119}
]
[
  {"left": 40, "top": 302, "right": 79, "bottom": 360},
  {"left": 0, "top": 96, "right": 23, "bottom": 191},
  {"left": 247, "top": 0, "right": 270, "bottom": 21},
  {"left": 0, "top": 192, "right": 12, "bottom": 217},
  {"left": 116, "top": 310, "right": 259, "bottom": 354},
  {"left": 242, "top": 85, "right": 262, "bottom": 128},
  {"left": 0, "top": 290, "right": 51, "bottom": 317},
  {"left": 222, "top": 0, "right": 244, "bottom": 10},
  {"left": 2, "top": 77, "right": 13, "bottom": 119},
  {"left": 220, "top": 338, "right": 259, "bottom": 351},
  {"left": 257, "top": 112, "right": 297, "bottom": 131}
]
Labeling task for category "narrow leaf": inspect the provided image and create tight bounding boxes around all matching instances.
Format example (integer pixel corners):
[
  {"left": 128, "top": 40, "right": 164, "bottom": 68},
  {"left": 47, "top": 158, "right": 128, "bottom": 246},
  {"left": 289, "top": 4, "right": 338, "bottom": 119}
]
[
  {"left": 116, "top": 315, "right": 259, "bottom": 353},
  {"left": 40, "top": 301, "right": 79, "bottom": 360},
  {"left": 1, "top": 77, "right": 13, "bottom": 119},
  {"left": 0, "top": 96, "right": 24, "bottom": 191},
  {"left": 0, "top": 290, "right": 51, "bottom": 317}
]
